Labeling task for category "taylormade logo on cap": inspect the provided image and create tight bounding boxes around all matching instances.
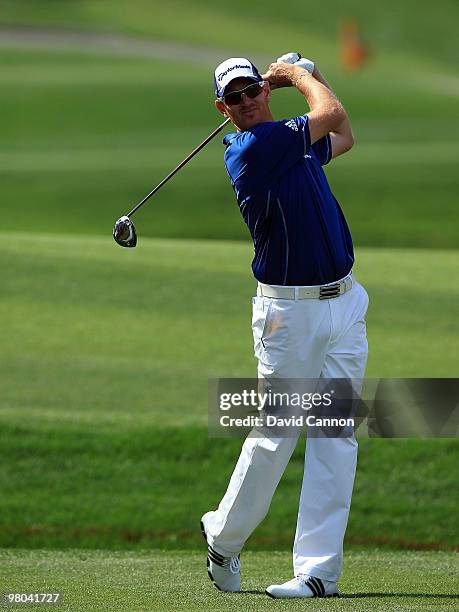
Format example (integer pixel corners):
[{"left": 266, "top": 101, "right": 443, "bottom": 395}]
[
  {"left": 217, "top": 63, "right": 252, "bottom": 81},
  {"left": 214, "top": 57, "right": 263, "bottom": 98}
]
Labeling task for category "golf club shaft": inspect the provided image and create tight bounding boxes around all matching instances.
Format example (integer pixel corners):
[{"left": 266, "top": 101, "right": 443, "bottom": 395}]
[{"left": 127, "top": 117, "right": 231, "bottom": 218}]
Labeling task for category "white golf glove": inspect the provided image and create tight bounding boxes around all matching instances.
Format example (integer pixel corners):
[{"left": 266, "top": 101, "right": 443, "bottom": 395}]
[
  {"left": 276, "top": 52, "right": 315, "bottom": 74},
  {"left": 277, "top": 52, "right": 301, "bottom": 64}
]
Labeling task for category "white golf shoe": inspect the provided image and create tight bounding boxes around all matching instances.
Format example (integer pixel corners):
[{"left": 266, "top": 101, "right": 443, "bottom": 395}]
[
  {"left": 200, "top": 513, "right": 241, "bottom": 592},
  {"left": 266, "top": 575, "right": 340, "bottom": 599}
]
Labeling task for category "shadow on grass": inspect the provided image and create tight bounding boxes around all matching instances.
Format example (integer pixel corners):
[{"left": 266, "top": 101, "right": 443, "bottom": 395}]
[
  {"left": 238, "top": 591, "right": 459, "bottom": 599},
  {"left": 342, "top": 593, "right": 459, "bottom": 599}
]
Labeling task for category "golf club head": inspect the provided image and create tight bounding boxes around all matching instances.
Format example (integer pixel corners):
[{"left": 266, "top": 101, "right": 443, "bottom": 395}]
[{"left": 113, "top": 215, "right": 137, "bottom": 248}]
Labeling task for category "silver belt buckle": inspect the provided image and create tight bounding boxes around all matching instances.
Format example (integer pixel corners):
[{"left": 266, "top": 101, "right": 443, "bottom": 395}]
[{"left": 319, "top": 283, "right": 341, "bottom": 300}]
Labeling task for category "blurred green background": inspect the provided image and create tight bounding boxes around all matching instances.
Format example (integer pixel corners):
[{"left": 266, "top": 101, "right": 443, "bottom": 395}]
[{"left": 0, "top": 0, "right": 458, "bottom": 554}]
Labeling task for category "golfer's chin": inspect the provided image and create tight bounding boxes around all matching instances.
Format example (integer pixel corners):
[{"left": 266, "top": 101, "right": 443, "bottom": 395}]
[{"left": 237, "top": 109, "right": 262, "bottom": 130}]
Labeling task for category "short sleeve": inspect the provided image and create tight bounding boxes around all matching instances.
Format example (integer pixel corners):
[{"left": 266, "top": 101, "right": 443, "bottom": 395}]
[
  {"left": 311, "top": 133, "right": 332, "bottom": 166},
  {"left": 225, "top": 115, "right": 312, "bottom": 195}
]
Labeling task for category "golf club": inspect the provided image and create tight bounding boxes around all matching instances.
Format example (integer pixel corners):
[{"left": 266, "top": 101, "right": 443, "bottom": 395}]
[{"left": 113, "top": 116, "right": 231, "bottom": 247}]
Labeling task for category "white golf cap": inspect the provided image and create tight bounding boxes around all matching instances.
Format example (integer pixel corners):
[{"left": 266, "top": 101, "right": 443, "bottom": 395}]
[{"left": 214, "top": 57, "right": 263, "bottom": 98}]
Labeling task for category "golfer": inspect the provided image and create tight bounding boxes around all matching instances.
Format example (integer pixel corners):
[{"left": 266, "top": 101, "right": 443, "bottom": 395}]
[{"left": 201, "top": 54, "right": 369, "bottom": 599}]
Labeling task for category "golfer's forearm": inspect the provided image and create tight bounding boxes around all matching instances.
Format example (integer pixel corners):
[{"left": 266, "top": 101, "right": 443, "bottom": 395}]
[
  {"left": 293, "top": 67, "right": 346, "bottom": 132},
  {"left": 311, "top": 67, "right": 353, "bottom": 141},
  {"left": 312, "top": 66, "right": 333, "bottom": 92}
]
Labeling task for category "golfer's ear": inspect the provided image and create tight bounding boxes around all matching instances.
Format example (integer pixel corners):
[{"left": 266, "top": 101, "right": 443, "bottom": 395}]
[{"left": 215, "top": 99, "right": 227, "bottom": 116}]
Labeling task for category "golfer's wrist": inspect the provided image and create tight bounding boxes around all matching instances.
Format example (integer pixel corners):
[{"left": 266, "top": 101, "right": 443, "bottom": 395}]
[{"left": 292, "top": 67, "right": 311, "bottom": 88}]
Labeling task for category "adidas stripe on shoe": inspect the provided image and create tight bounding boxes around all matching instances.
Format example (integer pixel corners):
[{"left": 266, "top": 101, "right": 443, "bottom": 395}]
[{"left": 266, "top": 575, "right": 340, "bottom": 599}]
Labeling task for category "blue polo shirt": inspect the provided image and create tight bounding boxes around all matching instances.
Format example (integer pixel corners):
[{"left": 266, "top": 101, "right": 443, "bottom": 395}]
[{"left": 223, "top": 114, "right": 354, "bottom": 286}]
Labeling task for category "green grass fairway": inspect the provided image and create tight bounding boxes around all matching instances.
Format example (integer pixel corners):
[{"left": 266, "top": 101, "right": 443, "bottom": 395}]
[
  {"left": 2, "top": 232, "right": 458, "bottom": 431},
  {"left": 0, "top": 549, "right": 457, "bottom": 611},
  {"left": 0, "top": 233, "right": 457, "bottom": 550}
]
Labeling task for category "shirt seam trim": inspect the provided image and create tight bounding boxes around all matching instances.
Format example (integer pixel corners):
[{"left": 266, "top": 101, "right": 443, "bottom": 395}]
[
  {"left": 276, "top": 197, "right": 289, "bottom": 285},
  {"left": 266, "top": 190, "right": 271, "bottom": 219}
]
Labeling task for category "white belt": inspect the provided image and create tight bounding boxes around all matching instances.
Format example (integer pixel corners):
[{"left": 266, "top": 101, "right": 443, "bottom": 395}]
[{"left": 257, "top": 272, "right": 353, "bottom": 300}]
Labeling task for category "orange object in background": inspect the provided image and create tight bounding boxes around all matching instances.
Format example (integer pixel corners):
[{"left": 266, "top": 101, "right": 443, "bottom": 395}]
[{"left": 339, "top": 19, "right": 370, "bottom": 72}]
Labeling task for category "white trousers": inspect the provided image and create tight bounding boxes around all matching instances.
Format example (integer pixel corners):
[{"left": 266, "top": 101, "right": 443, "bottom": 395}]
[{"left": 205, "top": 279, "right": 369, "bottom": 582}]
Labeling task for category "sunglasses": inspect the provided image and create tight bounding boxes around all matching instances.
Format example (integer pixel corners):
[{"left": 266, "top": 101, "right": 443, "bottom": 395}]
[{"left": 220, "top": 81, "right": 265, "bottom": 106}]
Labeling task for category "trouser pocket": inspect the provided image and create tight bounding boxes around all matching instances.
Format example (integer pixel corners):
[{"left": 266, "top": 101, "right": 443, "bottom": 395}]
[
  {"left": 252, "top": 296, "right": 271, "bottom": 359},
  {"left": 252, "top": 296, "right": 290, "bottom": 368}
]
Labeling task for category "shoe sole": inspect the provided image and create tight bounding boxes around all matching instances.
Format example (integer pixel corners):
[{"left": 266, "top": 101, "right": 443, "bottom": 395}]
[
  {"left": 200, "top": 519, "right": 223, "bottom": 592},
  {"left": 265, "top": 590, "right": 340, "bottom": 599}
]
